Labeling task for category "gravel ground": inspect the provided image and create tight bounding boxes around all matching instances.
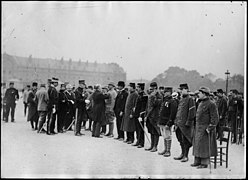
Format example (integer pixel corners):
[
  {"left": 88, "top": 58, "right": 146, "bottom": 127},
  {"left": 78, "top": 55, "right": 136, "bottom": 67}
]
[{"left": 1, "top": 99, "right": 246, "bottom": 178}]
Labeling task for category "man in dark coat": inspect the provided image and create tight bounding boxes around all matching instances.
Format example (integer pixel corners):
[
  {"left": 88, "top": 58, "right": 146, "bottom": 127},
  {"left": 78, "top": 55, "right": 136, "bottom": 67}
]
[
  {"left": 64, "top": 84, "right": 75, "bottom": 131},
  {"left": 57, "top": 84, "right": 67, "bottom": 133},
  {"left": 121, "top": 83, "right": 139, "bottom": 144},
  {"left": 74, "top": 80, "right": 89, "bottom": 136},
  {"left": 216, "top": 89, "right": 228, "bottom": 139},
  {"left": 158, "top": 87, "right": 178, "bottom": 157},
  {"left": 191, "top": 87, "right": 219, "bottom": 168},
  {"left": 144, "top": 82, "right": 163, "bottom": 152},
  {"left": 113, "top": 81, "right": 128, "bottom": 141},
  {"left": 27, "top": 82, "right": 39, "bottom": 130},
  {"left": 47, "top": 78, "right": 59, "bottom": 135},
  {"left": 132, "top": 83, "right": 148, "bottom": 148},
  {"left": 174, "top": 83, "right": 196, "bottom": 162},
  {"left": 4, "top": 82, "right": 19, "bottom": 122},
  {"left": 91, "top": 84, "right": 109, "bottom": 138}
]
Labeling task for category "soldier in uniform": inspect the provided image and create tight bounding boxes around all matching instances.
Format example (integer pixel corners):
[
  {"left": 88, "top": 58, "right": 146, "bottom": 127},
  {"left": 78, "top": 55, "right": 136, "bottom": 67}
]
[
  {"left": 159, "top": 86, "right": 165, "bottom": 97},
  {"left": 132, "top": 83, "right": 148, "bottom": 148},
  {"left": 216, "top": 89, "right": 228, "bottom": 139},
  {"left": 158, "top": 87, "right": 178, "bottom": 157},
  {"left": 191, "top": 87, "right": 219, "bottom": 168},
  {"left": 121, "top": 83, "right": 139, "bottom": 144},
  {"left": 113, "top": 81, "right": 128, "bottom": 141},
  {"left": 4, "top": 82, "right": 19, "bottom": 122},
  {"left": 47, "top": 78, "right": 59, "bottom": 135},
  {"left": 27, "top": 82, "right": 39, "bottom": 130},
  {"left": 57, "top": 83, "right": 67, "bottom": 133},
  {"left": 174, "top": 83, "right": 196, "bottom": 162},
  {"left": 74, "top": 80, "right": 88, "bottom": 136},
  {"left": 144, "top": 82, "right": 163, "bottom": 152},
  {"left": 64, "top": 84, "right": 75, "bottom": 131}
]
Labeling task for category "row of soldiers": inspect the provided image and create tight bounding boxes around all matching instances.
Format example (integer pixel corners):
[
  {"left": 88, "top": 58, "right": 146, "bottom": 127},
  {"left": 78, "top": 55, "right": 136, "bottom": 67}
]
[{"left": 1, "top": 79, "right": 244, "bottom": 168}]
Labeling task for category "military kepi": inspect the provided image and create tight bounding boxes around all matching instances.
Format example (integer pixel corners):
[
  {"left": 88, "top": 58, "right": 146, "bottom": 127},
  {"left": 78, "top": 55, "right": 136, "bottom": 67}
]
[
  {"left": 137, "top": 83, "right": 145, "bottom": 90},
  {"left": 164, "top": 87, "right": 173, "bottom": 93},
  {"left": 179, "top": 83, "right": 189, "bottom": 90},
  {"left": 150, "top": 82, "right": 157, "bottom": 88},
  {"left": 129, "top": 83, "right": 136, "bottom": 89},
  {"left": 117, "top": 81, "right": 125, "bottom": 87},
  {"left": 79, "top": 80, "right": 85, "bottom": 84}
]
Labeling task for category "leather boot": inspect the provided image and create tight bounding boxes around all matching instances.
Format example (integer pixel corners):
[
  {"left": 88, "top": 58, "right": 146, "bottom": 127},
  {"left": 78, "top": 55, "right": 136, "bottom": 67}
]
[
  {"left": 145, "top": 134, "right": 154, "bottom": 151},
  {"left": 150, "top": 135, "right": 159, "bottom": 152},
  {"left": 174, "top": 144, "right": 184, "bottom": 160},
  {"left": 164, "top": 139, "right": 172, "bottom": 157},
  {"left": 181, "top": 146, "right": 189, "bottom": 162},
  {"left": 158, "top": 139, "right": 167, "bottom": 155}
]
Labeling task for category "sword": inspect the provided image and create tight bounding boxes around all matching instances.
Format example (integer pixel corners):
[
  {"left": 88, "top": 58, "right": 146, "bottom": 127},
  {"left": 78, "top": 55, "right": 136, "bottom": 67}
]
[
  {"left": 208, "top": 130, "right": 212, "bottom": 174},
  {"left": 66, "top": 119, "right": 75, "bottom": 131},
  {"left": 138, "top": 111, "right": 151, "bottom": 145}
]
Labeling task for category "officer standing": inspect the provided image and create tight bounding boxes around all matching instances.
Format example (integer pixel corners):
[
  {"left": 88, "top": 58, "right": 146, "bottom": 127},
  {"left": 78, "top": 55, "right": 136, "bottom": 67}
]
[
  {"left": 4, "top": 82, "right": 19, "bottom": 122},
  {"left": 74, "top": 80, "right": 88, "bottom": 136},
  {"left": 174, "top": 83, "right": 196, "bottom": 162}
]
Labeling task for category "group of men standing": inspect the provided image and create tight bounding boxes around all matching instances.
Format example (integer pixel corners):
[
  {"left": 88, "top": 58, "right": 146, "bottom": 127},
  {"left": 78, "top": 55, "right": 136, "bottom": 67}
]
[{"left": 1, "top": 78, "right": 244, "bottom": 169}]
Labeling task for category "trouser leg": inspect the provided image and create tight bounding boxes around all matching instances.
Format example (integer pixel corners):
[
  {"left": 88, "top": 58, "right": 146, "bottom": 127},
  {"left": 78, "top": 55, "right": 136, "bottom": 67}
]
[
  {"left": 109, "top": 122, "right": 114, "bottom": 135},
  {"left": 101, "top": 125, "right": 106, "bottom": 134},
  {"left": 116, "top": 116, "right": 124, "bottom": 138},
  {"left": 10, "top": 103, "right": 16, "bottom": 121},
  {"left": 75, "top": 110, "right": 83, "bottom": 134},
  {"left": 5, "top": 103, "right": 11, "bottom": 121}
]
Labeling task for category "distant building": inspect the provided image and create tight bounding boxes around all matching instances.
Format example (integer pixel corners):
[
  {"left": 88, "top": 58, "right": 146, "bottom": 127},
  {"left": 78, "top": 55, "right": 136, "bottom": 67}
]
[{"left": 1, "top": 53, "right": 126, "bottom": 89}]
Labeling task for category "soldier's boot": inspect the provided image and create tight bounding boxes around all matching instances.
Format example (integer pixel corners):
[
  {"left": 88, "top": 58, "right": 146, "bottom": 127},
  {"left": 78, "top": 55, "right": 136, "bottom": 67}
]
[
  {"left": 158, "top": 139, "right": 167, "bottom": 155},
  {"left": 181, "top": 146, "right": 189, "bottom": 162},
  {"left": 145, "top": 134, "right": 154, "bottom": 151},
  {"left": 164, "top": 139, "right": 172, "bottom": 157},
  {"left": 174, "top": 144, "right": 184, "bottom": 160},
  {"left": 150, "top": 135, "right": 159, "bottom": 152}
]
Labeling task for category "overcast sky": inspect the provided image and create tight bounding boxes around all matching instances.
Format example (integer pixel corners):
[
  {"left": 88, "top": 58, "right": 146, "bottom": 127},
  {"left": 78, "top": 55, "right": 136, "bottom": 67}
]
[{"left": 2, "top": 1, "right": 246, "bottom": 80}]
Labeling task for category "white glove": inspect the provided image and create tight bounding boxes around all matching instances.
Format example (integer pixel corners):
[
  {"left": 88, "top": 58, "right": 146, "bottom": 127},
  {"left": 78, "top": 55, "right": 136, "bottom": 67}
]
[
  {"left": 85, "top": 99, "right": 90, "bottom": 104},
  {"left": 52, "top": 107, "right": 56, "bottom": 113},
  {"left": 138, "top": 117, "right": 142, "bottom": 122},
  {"left": 70, "top": 100, "right": 74, "bottom": 104}
]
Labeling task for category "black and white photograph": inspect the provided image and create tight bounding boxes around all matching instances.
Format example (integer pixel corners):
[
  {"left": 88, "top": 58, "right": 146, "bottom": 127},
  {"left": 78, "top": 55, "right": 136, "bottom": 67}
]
[{"left": 1, "top": 1, "right": 246, "bottom": 178}]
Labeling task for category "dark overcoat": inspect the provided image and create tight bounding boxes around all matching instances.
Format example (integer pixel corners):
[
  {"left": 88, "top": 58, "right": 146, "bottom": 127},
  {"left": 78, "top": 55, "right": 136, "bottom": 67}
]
[
  {"left": 174, "top": 94, "right": 196, "bottom": 143},
  {"left": 75, "top": 87, "right": 88, "bottom": 121},
  {"left": 121, "top": 91, "right": 138, "bottom": 132},
  {"left": 192, "top": 97, "right": 219, "bottom": 158},
  {"left": 133, "top": 91, "right": 148, "bottom": 119},
  {"left": 27, "top": 89, "right": 38, "bottom": 122},
  {"left": 92, "top": 90, "right": 109, "bottom": 124},
  {"left": 113, "top": 89, "right": 128, "bottom": 119},
  {"left": 146, "top": 91, "right": 163, "bottom": 135}
]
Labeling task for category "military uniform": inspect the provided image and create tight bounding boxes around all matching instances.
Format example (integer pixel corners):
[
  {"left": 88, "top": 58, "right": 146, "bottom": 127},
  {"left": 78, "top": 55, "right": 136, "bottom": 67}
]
[
  {"left": 27, "top": 84, "right": 38, "bottom": 130},
  {"left": 4, "top": 83, "right": 19, "bottom": 122},
  {"left": 64, "top": 86, "right": 75, "bottom": 130}
]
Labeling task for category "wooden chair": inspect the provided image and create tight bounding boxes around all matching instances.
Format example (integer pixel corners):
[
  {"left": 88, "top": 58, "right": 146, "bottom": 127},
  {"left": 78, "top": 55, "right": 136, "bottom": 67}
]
[{"left": 211, "top": 126, "right": 231, "bottom": 168}]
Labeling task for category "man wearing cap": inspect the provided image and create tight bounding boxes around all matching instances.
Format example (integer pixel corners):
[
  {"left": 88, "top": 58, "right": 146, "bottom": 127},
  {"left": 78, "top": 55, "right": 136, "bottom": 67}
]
[
  {"left": 104, "top": 82, "right": 117, "bottom": 137},
  {"left": 74, "top": 80, "right": 89, "bottom": 136},
  {"left": 132, "top": 83, "right": 148, "bottom": 148},
  {"left": 27, "top": 82, "right": 39, "bottom": 130},
  {"left": 144, "top": 82, "right": 163, "bottom": 152},
  {"left": 64, "top": 84, "right": 75, "bottom": 131},
  {"left": 121, "top": 83, "right": 139, "bottom": 144},
  {"left": 4, "top": 82, "right": 19, "bottom": 122},
  {"left": 159, "top": 86, "right": 165, "bottom": 97},
  {"left": 57, "top": 83, "right": 67, "bottom": 133},
  {"left": 35, "top": 84, "right": 49, "bottom": 133},
  {"left": 113, "top": 81, "right": 128, "bottom": 141},
  {"left": 174, "top": 83, "right": 196, "bottom": 162},
  {"left": 158, "top": 87, "right": 178, "bottom": 157},
  {"left": 191, "top": 86, "right": 218, "bottom": 168},
  {"left": 216, "top": 89, "right": 228, "bottom": 139},
  {"left": 47, "top": 78, "right": 59, "bottom": 135},
  {"left": 23, "top": 85, "right": 31, "bottom": 117}
]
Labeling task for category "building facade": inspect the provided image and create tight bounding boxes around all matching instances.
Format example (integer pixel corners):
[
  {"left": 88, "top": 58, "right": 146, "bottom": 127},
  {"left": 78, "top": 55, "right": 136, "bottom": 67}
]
[{"left": 1, "top": 53, "right": 126, "bottom": 89}]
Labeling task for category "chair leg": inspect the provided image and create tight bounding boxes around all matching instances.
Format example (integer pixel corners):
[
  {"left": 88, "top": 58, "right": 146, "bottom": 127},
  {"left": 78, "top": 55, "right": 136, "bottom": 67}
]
[
  {"left": 214, "top": 156, "right": 217, "bottom": 169},
  {"left": 220, "top": 148, "right": 222, "bottom": 166}
]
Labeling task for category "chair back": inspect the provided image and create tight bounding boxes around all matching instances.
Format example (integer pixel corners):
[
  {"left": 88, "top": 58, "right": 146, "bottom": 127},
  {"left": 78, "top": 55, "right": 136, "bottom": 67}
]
[{"left": 220, "top": 126, "right": 231, "bottom": 147}]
